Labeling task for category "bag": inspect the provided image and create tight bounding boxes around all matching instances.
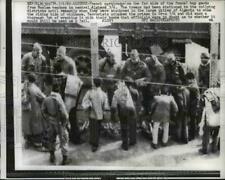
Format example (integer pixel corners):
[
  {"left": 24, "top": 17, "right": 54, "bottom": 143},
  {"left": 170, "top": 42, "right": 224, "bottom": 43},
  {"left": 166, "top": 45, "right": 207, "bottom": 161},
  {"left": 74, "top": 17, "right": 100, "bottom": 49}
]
[
  {"left": 65, "top": 75, "right": 83, "bottom": 97},
  {"left": 103, "top": 110, "right": 111, "bottom": 121},
  {"left": 211, "top": 99, "right": 220, "bottom": 113},
  {"left": 206, "top": 111, "right": 220, "bottom": 127},
  {"left": 204, "top": 88, "right": 220, "bottom": 113},
  {"left": 204, "top": 98, "right": 220, "bottom": 127}
]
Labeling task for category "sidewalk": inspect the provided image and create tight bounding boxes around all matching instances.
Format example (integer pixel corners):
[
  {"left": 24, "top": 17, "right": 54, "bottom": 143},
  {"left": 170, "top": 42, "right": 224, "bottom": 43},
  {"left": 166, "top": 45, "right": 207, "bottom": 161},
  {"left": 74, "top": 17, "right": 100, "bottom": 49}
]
[{"left": 22, "top": 135, "right": 220, "bottom": 170}]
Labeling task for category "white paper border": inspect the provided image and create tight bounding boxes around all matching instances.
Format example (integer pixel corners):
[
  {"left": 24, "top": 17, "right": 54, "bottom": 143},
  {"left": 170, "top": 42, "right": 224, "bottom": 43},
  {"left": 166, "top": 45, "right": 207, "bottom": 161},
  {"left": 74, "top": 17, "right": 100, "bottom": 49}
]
[{"left": 11, "top": 0, "right": 225, "bottom": 177}]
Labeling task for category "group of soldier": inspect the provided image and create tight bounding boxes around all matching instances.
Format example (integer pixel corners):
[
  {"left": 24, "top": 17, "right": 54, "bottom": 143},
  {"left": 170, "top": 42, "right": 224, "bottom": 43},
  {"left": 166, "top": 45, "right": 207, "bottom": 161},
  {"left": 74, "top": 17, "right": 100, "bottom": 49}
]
[{"left": 21, "top": 42, "right": 220, "bottom": 165}]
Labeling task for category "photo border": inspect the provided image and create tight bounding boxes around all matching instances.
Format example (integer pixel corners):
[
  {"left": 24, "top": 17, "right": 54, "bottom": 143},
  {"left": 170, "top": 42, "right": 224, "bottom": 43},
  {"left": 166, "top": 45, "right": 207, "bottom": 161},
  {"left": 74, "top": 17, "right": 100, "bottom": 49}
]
[{"left": 6, "top": 0, "right": 225, "bottom": 178}]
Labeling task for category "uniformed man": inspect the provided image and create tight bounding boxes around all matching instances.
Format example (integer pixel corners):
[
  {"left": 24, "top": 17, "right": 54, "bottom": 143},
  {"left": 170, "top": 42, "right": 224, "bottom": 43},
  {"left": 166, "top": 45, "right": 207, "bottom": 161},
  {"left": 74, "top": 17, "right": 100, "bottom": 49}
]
[
  {"left": 121, "top": 49, "right": 151, "bottom": 118},
  {"left": 99, "top": 51, "right": 120, "bottom": 104},
  {"left": 99, "top": 52, "right": 119, "bottom": 77},
  {"left": 164, "top": 52, "right": 185, "bottom": 86},
  {"left": 99, "top": 52, "right": 121, "bottom": 138},
  {"left": 56, "top": 46, "right": 77, "bottom": 75},
  {"left": 42, "top": 75, "right": 71, "bottom": 165},
  {"left": 173, "top": 80, "right": 191, "bottom": 144},
  {"left": 22, "top": 42, "right": 46, "bottom": 72},
  {"left": 22, "top": 42, "right": 47, "bottom": 88},
  {"left": 52, "top": 61, "right": 67, "bottom": 100},
  {"left": 185, "top": 72, "right": 200, "bottom": 140},
  {"left": 121, "top": 49, "right": 151, "bottom": 85},
  {"left": 198, "top": 52, "right": 210, "bottom": 91},
  {"left": 144, "top": 55, "right": 166, "bottom": 99},
  {"left": 144, "top": 55, "right": 166, "bottom": 83}
]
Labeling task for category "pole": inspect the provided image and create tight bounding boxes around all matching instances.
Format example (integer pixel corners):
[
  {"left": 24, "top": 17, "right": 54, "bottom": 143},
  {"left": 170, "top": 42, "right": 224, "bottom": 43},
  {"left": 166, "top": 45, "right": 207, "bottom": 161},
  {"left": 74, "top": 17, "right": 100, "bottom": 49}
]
[
  {"left": 210, "top": 23, "right": 219, "bottom": 87},
  {"left": 90, "top": 23, "right": 99, "bottom": 79}
]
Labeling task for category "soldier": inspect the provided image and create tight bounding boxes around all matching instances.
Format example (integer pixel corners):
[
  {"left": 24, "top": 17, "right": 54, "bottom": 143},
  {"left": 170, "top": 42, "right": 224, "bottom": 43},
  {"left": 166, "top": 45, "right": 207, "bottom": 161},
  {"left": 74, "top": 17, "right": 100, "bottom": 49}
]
[
  {"left": 82, "top": 78, "right": 110, "bottom": 152},
  {"left": 121, "top": 49, "right": 151, "bottom": 86},
  {"left": 144, "top": 55, "right": 166, "bottom": 84},
  {"left": 198, "top": 52, "right": 210, "bottom": 91},
  {"left": 99, "top": 51, "right": 119, "bottom": 78},
  {"left": 42, "top": 75, "right": 71, "bottom": 165},
  {"left": 52, "top": 61, "right": 67, "bottom": 100},
  {"left": 22, "top": 42, "right": 47, "bottom": 88},
  {"left": 144, "top": 55, "right": 166, "bottom": 100},
  {"left": 121, "top": 49, "right": 151, "bottom": 116},
  {"left": 76, "top": 55, "right": 91, "bottom": 76},
  {"left": 164, "top": 52, "right": 185, "bottom": 85},
  {"left": 56, "top": 46, "right": 77, "bottom": 75},
  {"left": 185, "top": 72, "right": 200, "bottom": 140},
  {"left": 111, "top": 81, "right": 137, "bottom": 150},
  {"left": 22, "top": 42, "right": 46, "bottom": 72},
  {"left": 173, "top": 80, "right": 191, "bottom": 144},
  {"left": 99, "top": 52, "right": 121, "bottom": 137},
  {"left": 99, "top": 51, "right": 120, "bottom": 104}
]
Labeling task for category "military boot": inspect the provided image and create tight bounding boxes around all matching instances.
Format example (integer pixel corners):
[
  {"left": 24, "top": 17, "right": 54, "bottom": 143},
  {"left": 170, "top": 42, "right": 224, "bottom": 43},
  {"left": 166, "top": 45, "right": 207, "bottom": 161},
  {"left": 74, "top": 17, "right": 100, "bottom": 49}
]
[
  {"left": 49, "top": 151, "right": 56, "bottom": 164},
  {"left": 61, "top": 155, "right": 72, "bottom": 165}
]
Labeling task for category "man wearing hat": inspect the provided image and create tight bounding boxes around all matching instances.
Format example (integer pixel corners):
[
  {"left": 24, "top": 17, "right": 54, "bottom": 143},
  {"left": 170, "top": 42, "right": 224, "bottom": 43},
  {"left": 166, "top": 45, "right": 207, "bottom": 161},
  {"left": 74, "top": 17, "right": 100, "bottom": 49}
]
[{"left": 198, "top": 52, "right": 210, "bottom": 90}]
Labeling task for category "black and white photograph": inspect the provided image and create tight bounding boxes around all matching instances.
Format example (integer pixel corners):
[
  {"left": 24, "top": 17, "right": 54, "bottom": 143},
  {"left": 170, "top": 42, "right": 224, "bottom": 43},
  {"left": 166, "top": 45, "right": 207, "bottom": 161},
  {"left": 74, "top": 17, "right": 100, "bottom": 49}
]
[
  {"left": 18, "top": 22, "right": 222, "bottom": 170},
  {"left": 7, "top": 0, "right": 225, "bottom": 179},
  {"left": 0, "top": 0, "right": 6, "bottom": 178}
]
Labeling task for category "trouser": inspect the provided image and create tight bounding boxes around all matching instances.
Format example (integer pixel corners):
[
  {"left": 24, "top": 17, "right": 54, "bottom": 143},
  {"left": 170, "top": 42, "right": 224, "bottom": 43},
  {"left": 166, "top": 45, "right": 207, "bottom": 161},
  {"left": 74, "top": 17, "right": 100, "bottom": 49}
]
[
  {"left": 142, "top": 86, "right": 154, "bottom": 114},
  {"left": 64, "top": 95, "right": 76, "bottom": 114},
  {"left": 89, "top": 118, "right": 101, "bottom": 148},
  {"left": 189, "top": 114, "right": 197, "bottom": 140},
  {"left": 176, "top": 115, "right": 189, "bottom": 143},
  {"left": 69, "top": 107, "right": 82, "bottom": 144},
  {"left": 118, "top": 108, "right": 137, "bottom": 148},
  {"left": 152, "top": 122, "right": 169, "bottom": 145},
  {"left": 31, "top": 134, "right": 43, "bottom": 145},
  {"left": 202, "top": 124, "right": 219, "bottom": 153},
  {"left": 47, "top": 122, "right": 69, "bottom": 156}
]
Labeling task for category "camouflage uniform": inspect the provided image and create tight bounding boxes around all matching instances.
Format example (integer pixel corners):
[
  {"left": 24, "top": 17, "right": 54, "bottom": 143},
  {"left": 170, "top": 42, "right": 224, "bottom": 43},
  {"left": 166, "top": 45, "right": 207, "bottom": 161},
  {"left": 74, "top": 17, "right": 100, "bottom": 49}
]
[
  {"left": 198, "top": 62, "right": 210, "bottom": 91},
  {"left": 173, "top": 87, "right": 190, "bottom": 143},
  {"left": 121, "top": 58, "right": 151, "bottom": 115},
  {"left": 99, "top": 57, "right": 120, "bottom": 104},
  {"left": 121, "top": 58, "right": 151, "bottom": 82},
  {"left": 22, "top": 52, "right": 47, "bottom": 89},
  {"left": 42, "top": 92, "right": 69, "bottom": 156}
]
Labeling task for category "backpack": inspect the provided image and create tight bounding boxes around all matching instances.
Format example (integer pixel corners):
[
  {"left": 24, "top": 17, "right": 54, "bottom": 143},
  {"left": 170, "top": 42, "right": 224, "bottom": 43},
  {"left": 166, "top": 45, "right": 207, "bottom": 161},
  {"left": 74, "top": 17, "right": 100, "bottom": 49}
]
[
  {"left": 203, "top": 88, "right": 220, "bottom": 127},
  {"left": 204, "top": 89, "right": 220, "bottom": 113}
]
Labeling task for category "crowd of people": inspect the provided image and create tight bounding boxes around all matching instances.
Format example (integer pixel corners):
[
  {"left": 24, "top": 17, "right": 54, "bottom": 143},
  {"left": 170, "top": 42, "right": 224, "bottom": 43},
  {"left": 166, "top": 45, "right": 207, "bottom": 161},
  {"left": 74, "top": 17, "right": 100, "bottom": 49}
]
[{"left": 21, "top": 42, "right": 220, "bottom": 165}]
